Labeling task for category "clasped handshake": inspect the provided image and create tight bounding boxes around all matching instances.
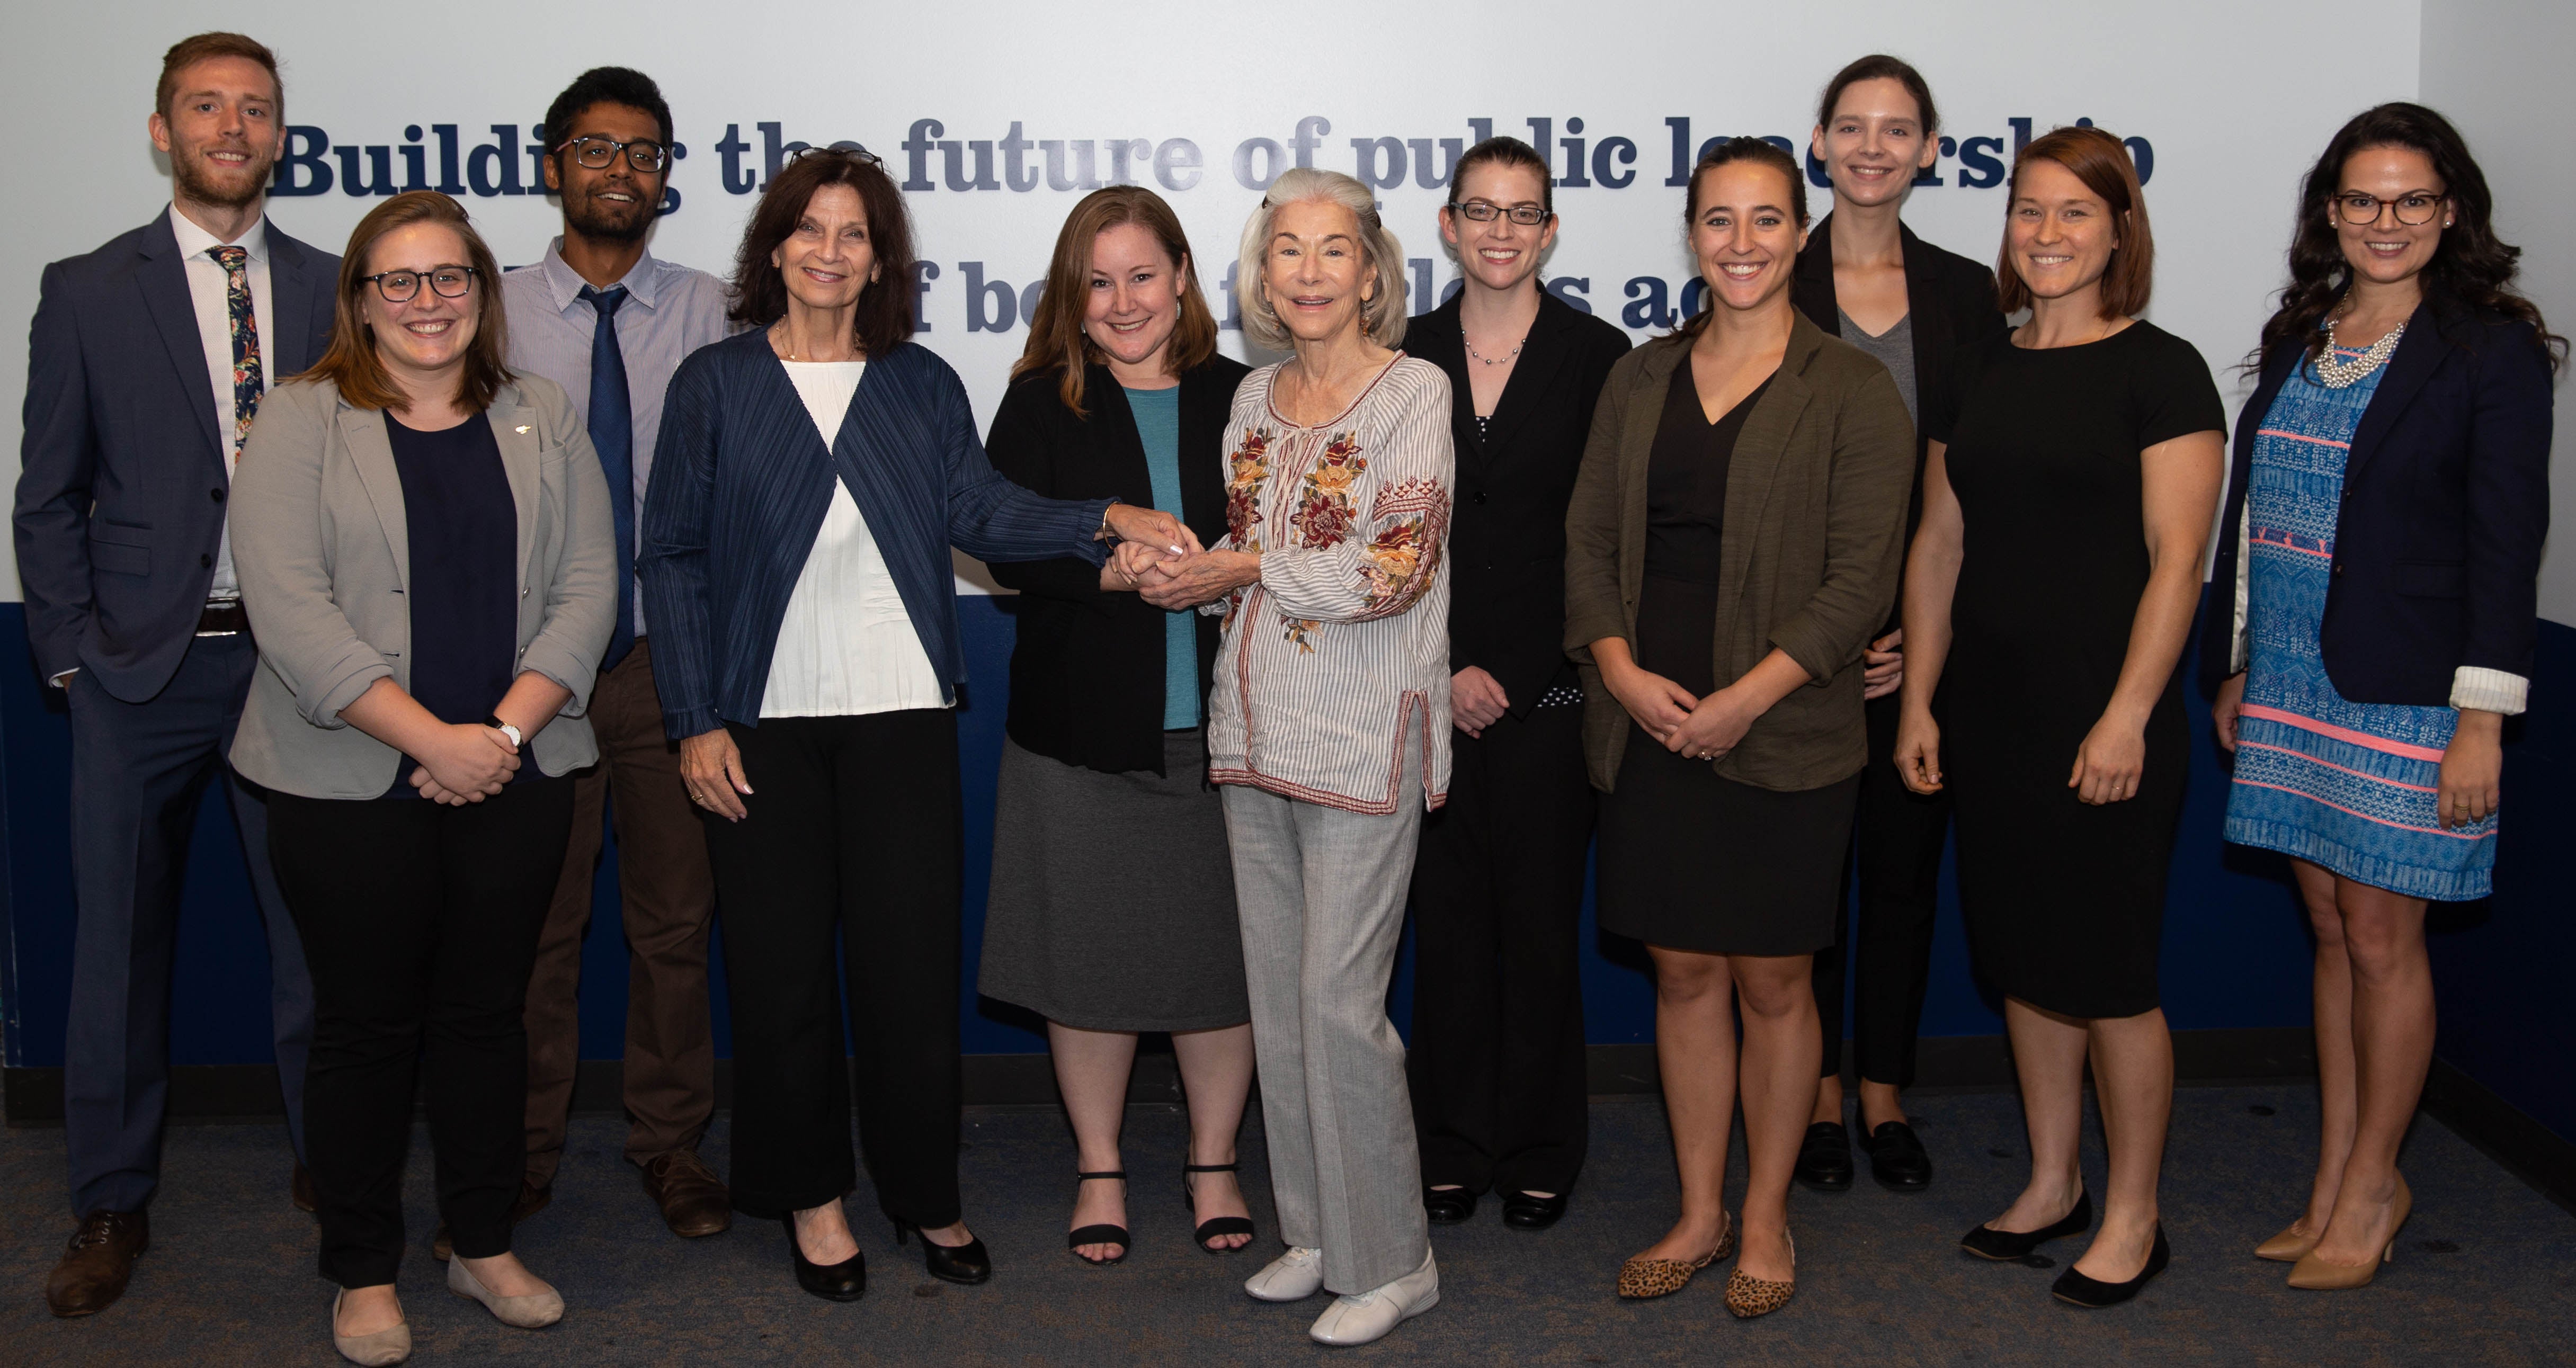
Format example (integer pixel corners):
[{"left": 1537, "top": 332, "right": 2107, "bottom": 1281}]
[{"left": 1098, "top": 505, "right": 1261, "bottom": 611}]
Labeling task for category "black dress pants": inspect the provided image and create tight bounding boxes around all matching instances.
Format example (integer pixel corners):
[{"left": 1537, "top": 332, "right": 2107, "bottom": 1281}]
[
  {"left": 1405, "top": 701, "right": 1594, "bottom": 1196},
  {"left": 1813, "top": 691, "right": 1948, "bottom": 1088},
  {"left": 702, "top": 709, "right": 964, "bottom": 1226},
  {"left": 268, "top": 776, "right": 572, "bottom": 1288}
]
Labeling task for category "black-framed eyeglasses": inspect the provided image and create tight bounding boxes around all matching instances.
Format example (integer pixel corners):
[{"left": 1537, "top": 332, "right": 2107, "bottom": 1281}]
[
  {"left": 1450, "top": 199, "right": 1550, "bottom": 227},
  {"left": 558, "top": 135, "right": 668, "bottom": 173},
  {"left": 2334, "top": 190, "right": 2446, "bottom": 226},
  {"left": 788, "top": 142, "right": 884, "bottom": 168},
  {"left": 360, "top": 266, "right": 479, "bottom": 302}
]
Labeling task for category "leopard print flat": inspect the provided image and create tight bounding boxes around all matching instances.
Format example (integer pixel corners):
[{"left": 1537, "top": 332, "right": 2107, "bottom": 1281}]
[
  {"left": 1724, "top": 1227, "right": 1796, "bottom": 1318},
  {"left": 1616, "top": 1211, "right": 1736, "bottom": 1300}
]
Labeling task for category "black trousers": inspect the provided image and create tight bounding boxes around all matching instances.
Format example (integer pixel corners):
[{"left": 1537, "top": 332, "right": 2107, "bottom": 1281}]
[
  {"left": 1404, "top": 701, "right": 1594, "bottom": 1196},
  {"left": 268, "top": 776, "right": 572, "bottom": 1288},
  {"left": 1813, "top": 691, "right": 1949, "bottom": 1088},
  {"left": 703, "top": 709, "right": 964, "bottom": 1226}
]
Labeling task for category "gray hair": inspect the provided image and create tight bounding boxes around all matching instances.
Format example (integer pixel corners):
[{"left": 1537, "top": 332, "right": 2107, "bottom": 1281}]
[{"left": 1234, "top": 167, "right": 1408, "bottom": 351}]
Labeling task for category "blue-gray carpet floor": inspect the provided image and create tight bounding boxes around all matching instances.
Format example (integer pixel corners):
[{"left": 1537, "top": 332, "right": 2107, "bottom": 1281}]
[{"left": 4, "top": 1086, "right": 2571, "bottom": 1365}]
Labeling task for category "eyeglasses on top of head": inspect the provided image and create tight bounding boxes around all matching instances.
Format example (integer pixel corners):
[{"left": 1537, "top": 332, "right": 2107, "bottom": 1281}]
[
  {"left": 359, "top": 266, "right": 479, "bottom": 302},
  {"left": 1450, "top": 200, "right": 1550, "bottom": 227},
  {"left": 787, "top": 142, "right": 884, "bottom": 167},
  {"left": 557, "top": 135, "right": 669, "bottom": 173},
  {"left": 2334, "top": 190, "right": 2447, "bottom": 226}
]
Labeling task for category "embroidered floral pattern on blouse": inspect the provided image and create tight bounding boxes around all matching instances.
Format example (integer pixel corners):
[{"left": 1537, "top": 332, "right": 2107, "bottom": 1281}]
[
  {"left": 1225, "top": 430, "right": 1272, "bottom": 548},
  {"left": 1289, "top": 433, "right": 1366, "bottom": 550}
]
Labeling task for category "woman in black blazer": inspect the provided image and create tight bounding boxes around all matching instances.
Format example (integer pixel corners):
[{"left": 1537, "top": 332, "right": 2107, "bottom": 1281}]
[
  {"left": 2204, "top": 103, "right": 2557, "bottom": 1290},
  {"left": 1787, "top": 54, "right": 2007, "bottom": 1194},
  {"left": 1401, "top": 137, "right": 1629, "bottom": 1234},
  {"left": 974, "top": 186, "right": 1258, "bottom": 1265}
]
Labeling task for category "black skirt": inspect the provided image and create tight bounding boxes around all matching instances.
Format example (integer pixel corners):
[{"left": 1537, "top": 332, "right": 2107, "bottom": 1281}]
[{"left": 1594, "top": 574, "right": 1859, "bottom": 957}]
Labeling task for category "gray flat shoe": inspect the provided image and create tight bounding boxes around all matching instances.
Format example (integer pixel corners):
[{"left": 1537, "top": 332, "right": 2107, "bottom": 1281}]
[{"left": 447, "top": 1255, "right": 564, "bottom": 1329}]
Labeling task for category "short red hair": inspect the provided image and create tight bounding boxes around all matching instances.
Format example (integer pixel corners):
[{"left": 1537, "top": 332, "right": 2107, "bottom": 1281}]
[{"left": 1995, "top": 127, "right": 2155, "bottom": 319}]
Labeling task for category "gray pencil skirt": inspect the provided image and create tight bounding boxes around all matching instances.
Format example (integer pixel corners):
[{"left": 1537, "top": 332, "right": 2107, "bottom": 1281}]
[{"left": 977, "top": 731, "right": 1249, "bottom": 1033}]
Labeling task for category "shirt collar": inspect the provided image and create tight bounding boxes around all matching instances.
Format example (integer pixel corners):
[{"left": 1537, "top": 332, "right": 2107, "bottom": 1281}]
[
  {"left": 539, "top": 236, "right": 663, "bottom": 315},
  {"left": 167, "top": 203, "right": 269, "bottom": 263}
]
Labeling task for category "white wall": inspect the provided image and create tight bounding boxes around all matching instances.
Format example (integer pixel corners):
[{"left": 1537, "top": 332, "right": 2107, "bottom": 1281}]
[
  {"left": 2421, "top": 0, "right": 2575, "bottom": 625},
  {"left": 1, "top": 0, "right": 2423, "bottom": 604}
]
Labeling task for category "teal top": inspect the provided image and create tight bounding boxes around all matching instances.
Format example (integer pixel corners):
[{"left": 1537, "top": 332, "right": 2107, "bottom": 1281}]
[{"left": 1127, "top": 385, "right": 1198, "bottom": 729}]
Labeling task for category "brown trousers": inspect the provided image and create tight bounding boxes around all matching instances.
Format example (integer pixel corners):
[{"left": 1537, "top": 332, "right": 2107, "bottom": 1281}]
[{"left": 522, "top": 638, "right": 718, "bottom": 1183}]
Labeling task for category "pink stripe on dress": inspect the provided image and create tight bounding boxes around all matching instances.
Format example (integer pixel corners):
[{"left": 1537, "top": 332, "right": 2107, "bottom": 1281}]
[
  {"left": 2238, "top": 705, "right": 2448, "bottom": 763},
  {"left": 2229, "top": 779, "right": 2491, "bottom": 841},
  {"left": 2255, "top": 428, "right": 2352, "bottom": 449}
]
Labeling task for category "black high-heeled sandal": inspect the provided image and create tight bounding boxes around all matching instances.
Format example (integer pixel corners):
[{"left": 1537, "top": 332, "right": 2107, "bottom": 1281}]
[
  {"left": 894, "top": 1219, "right": 992, "bottom": 1285},
  {"left": 1066, "top": 1171, "right": 1129, "bottom": 1266},
  {"left": 779, "top": 1214, "right": 866, "bottom": 1301},
  {"left": 1182, "top": 1163, "right": 1256, "bottom": 1255}
]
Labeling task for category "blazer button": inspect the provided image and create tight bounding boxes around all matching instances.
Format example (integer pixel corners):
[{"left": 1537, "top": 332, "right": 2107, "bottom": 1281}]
[
  {"left": 200, "top": 553, "right": 213, "bottom": 568},
  {"left": 2331, "top": 563, "right": 2345, "bottom": 577},
  {"left": 1472, "top": 491, "right": 1490, "bottom": 505},
  {"left": 209, "top": 487, "right": 226, "bottom": 503}
]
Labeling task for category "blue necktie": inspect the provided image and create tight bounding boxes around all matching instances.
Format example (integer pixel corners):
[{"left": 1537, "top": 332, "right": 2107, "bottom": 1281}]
[{"left": 580, "top": 284, "right": 635, "bottom": 673}]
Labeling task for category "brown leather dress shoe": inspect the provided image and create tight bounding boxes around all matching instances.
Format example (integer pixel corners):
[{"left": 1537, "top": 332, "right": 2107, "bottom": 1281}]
[
  {"left": 46, "top": 1210, "right": 148, "bottom": 1318},
  {"left": 432, "top": 1181, "right": 551, "bottom": 1263},
  {"left": 293, "top": 1162, "right": 318, "bottom": 1215},
  {"left": 642, "top": 1149, "right": 733, "bottom": 1238}
]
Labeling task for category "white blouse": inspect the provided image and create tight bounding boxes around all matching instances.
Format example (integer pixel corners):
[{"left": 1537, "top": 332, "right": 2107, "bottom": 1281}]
[{"left": 760, "top": 361, "right": 949, "bottom": 719}]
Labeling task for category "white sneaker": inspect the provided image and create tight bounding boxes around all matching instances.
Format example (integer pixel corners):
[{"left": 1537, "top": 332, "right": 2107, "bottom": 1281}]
[
  {"left": 1308, "top": 1249, "right": 1439, "bottom": 1346},
  {"left": 1244, "top": 1245, "right": 1326, "bottom": 1302}
]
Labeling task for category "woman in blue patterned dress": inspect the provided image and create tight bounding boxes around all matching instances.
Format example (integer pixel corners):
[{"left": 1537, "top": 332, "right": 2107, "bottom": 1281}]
[{"left": 2207, "top": 103, "right": 2559, "bottom": 1291}]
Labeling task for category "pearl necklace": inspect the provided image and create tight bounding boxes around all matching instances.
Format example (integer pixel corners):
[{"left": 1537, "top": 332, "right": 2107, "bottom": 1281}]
[
  {"left": 1466, "top": 336, "right": 1525, "bottom": 366},
  {"left": 2317, "top": 313, "right": 2404, "bottom": 388}
]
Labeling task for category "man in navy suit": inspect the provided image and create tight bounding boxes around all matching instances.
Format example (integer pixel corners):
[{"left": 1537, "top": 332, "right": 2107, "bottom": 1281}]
[{"left": 13, "top": 31, "right": 337, "bottom": 1318}]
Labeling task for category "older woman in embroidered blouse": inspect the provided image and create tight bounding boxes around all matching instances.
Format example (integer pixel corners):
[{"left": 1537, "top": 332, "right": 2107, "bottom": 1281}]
[{"left": 1127, "top": 166, "right": 1451, "bottom": 1349}]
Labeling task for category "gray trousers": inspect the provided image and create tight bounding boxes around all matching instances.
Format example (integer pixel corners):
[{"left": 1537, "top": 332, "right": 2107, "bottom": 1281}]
[{"left": 1222, "top": 748, "right": 1431, "bottom": 1294}]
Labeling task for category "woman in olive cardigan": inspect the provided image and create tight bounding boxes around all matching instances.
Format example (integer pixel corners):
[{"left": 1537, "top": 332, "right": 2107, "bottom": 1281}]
[
  {"left": 1566, "top": 140, "right": 1912, "bottom": 1315},
  {"left": 974, "top": 186, "right": 1258, "bottom": 1266}
]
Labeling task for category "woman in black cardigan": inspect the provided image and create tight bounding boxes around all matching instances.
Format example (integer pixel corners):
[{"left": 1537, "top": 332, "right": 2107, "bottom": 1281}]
[
  {"left": 1787, "top": 54, "right": 2008, "bottom": 1195},
  {"left": 1403, "top": 137, "right": 1629, "bottom": 1234},
  {"left": 976, "top": 186, "right": 1255, "bottom": 1265}
]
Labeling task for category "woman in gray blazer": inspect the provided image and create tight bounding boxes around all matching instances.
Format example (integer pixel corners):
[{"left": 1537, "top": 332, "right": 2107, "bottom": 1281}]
[
  {"left": 1565, "top": 140, "right": 1913, "bottom": 1318},
  {"left": 228, "top": 191, "right": 613, "bottom": 1367}
]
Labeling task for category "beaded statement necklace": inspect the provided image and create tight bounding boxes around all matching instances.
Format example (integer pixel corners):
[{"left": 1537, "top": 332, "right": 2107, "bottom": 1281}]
[{"left": 2316, "top": 312, "right": 2404, "bottom": 388}]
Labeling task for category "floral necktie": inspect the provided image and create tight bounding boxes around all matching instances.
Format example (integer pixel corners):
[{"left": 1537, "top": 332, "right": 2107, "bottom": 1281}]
[{"left": 207, "top": 245, "right": 262, "bottom": 452}]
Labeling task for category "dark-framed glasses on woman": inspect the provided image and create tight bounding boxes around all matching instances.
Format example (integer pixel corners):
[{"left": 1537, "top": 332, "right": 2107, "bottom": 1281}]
[
  {"left": 560, "top": 135, "right": 668, "bottom": 173},
  {"left": 360, "top": 266, "right": 479, "bottom": 302},
  {"left": 2335, "top": 190, "right": 2445, "bottom": 226},
  {"left": 1452, "top": 200, "right": 1549, "bottom": 227}
]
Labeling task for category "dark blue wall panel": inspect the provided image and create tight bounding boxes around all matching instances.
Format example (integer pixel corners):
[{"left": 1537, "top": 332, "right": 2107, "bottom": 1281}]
[{"left": 2, "top": 601, "right": 2564, "bottom": 1153}]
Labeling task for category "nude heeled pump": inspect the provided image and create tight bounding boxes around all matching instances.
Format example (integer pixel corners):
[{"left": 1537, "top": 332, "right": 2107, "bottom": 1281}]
[
  {"left": 2287, "top": 1175, "right": 2411, "bottom": 1290},
  {"left": 2254, "top": 1219, "right": 2320, "bottom": 1263}
]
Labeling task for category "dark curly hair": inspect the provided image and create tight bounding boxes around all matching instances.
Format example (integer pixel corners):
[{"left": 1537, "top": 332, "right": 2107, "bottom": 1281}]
[
  {"left": 542, "top": 66, "right": 673, "bottom": 161},
  {"left": 2256, "top": 102, "right": 2562, "bottom": 374}
]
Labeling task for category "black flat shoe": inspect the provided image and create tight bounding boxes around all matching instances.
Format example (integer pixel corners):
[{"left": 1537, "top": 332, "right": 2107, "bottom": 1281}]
[
  {"left": 1423, "top": 1186, "right": 1478, "bottom": 1224},
  {"left": 1182, "top": 1163, "right": 1255, "bottom": 1255},
  {"left": 1859, "top": 1120, "right": 1933, "bottom": 1192},
  {"left": 780, "top": 1215, "right": 865, "bottom": 1301},
  {"left": 1794, "top": 1122, "right": 1854, "bottom": 1192},
  {"left": 1960, "top": 1189, "right": 2094, "bottom": 1262},
  {"left": 2053, "top": 1224, "right": 2169, "bottom": 1307},
  {"left": 896, "top": 1220, "right": 992, "bottom": 1285},
  {"left": 1066, "top": 1171, "right": 1128, "bottom": 1266},
  {"left": 1500, "top": 1191, "right": 1568, "bottom": 1231}
]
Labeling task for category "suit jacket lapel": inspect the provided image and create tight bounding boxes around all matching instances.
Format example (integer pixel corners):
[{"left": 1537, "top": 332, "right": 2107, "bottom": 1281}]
[
  {"left": 1721, "top": 337, "right": 1817, "bottom": 608},
  {"left": 339, "top": 403, "right": 411, "bottom": 594},
  {"left": 488, "top": 393, "right": 541, "bottom": 583},
  {"left": 1791, "top": 214, "right": 1839, "bottom": 336},
  {"left": 2344, "top": 300, "right": 2446, "bottom": 483},
  {"left": 1617, "top": 339, "right": 1687, "bottom": 611},
  {"left": 1482, "top": 294, "right": 1576, "bottom": 463},
  {"left": 1411, "top": 297, "right": 1483, "bottom": 469},
  {"left": 136, "top": 218, "right": 227, "bottom": 462},
  {"left": 266, "top": 229, "right": 324, "bottom": 374}
]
